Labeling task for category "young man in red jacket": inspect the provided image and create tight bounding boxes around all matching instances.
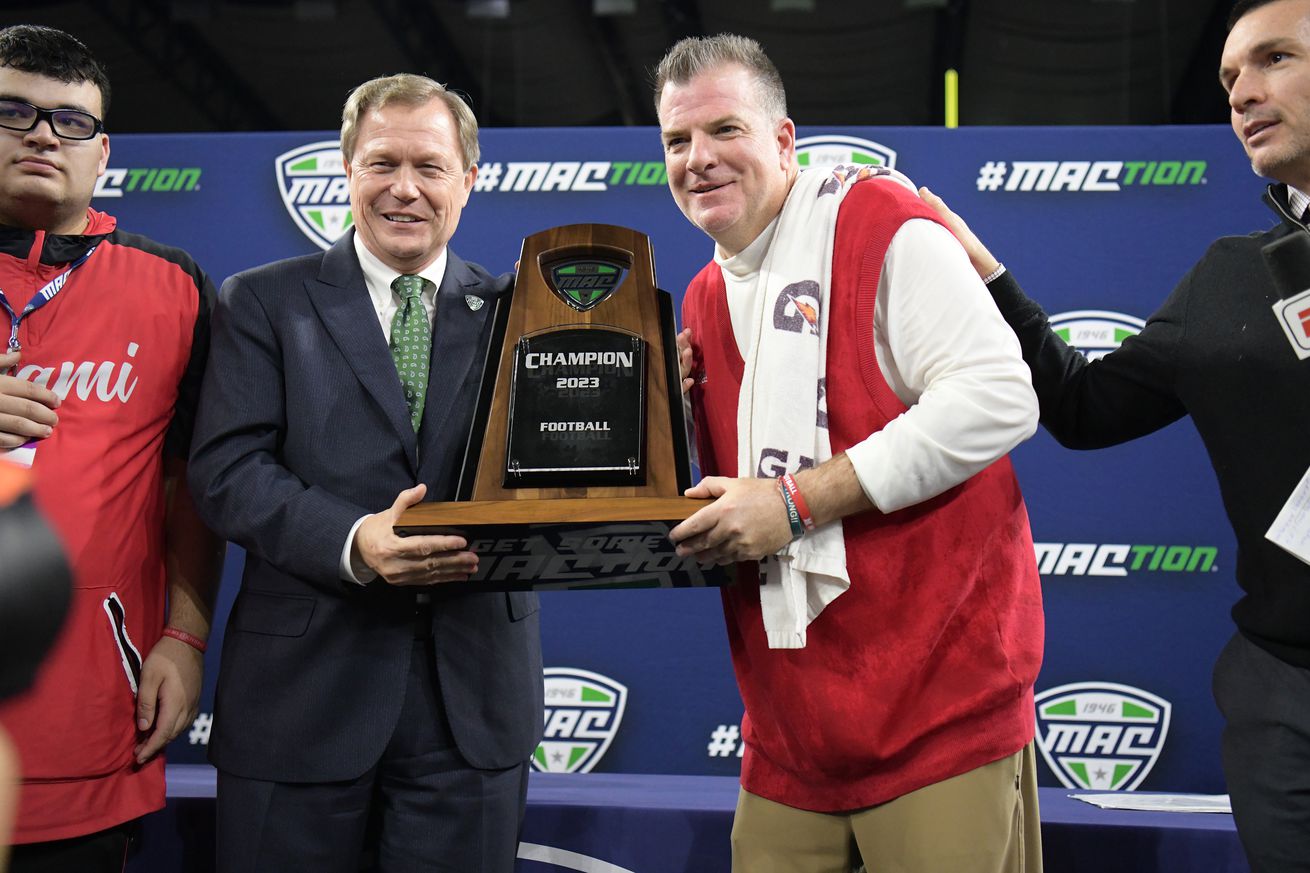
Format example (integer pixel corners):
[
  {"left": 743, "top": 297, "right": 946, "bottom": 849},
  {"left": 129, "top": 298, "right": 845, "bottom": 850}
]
[{"left": 0, "top": 25, "right": 221, "bottom": 872}]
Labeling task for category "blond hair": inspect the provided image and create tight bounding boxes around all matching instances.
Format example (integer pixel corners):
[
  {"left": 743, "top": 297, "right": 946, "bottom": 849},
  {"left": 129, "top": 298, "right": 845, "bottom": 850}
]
[{"left": 340, "top": 73, "right": 480, "bottom": 168}]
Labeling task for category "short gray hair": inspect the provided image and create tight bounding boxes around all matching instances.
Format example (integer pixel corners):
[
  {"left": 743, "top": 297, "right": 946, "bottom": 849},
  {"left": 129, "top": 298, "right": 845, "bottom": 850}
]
[
  {"left": 340, "top": 73, "right": 480, "bottom": 169},
  {"left": 653, "top": 34, "right": 787, "bottom": 121}
]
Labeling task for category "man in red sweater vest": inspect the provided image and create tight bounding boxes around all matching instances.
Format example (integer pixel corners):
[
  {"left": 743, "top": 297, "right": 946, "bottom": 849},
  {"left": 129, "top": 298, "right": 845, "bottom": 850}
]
[{"left": 656, "top": 34, "right": 1046, "bottom": 872}]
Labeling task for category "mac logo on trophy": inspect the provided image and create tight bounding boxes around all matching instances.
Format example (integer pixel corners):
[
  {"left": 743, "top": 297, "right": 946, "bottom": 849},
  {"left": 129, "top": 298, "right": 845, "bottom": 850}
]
[
  {"left": 547, "top": 255, "right": 627, "bottom": 311},
  {"left": 396, "top": 224, "right": 721, "bottom": 590}
]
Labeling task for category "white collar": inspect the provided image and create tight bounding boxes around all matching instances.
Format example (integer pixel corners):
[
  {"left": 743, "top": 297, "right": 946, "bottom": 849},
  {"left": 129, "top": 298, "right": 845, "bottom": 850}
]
[
  {"left": 715, "top": 215, "right": 780, "bottom": 280},
  {"left": 353, "top": 232, "right": 449, "bottom": 302},
  {"left": 1288, "top": 186, "right": 1310, "bottom": 222}
]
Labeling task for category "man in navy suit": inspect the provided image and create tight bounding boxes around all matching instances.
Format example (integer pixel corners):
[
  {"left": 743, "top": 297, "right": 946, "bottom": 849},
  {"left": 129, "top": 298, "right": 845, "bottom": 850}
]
[{"left": 189, "top": 74, "right": 543, "bottom": 873}]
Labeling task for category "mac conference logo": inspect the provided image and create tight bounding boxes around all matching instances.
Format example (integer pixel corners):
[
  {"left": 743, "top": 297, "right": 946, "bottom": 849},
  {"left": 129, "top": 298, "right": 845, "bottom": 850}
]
[
  {"left": 275, "top": 141, "right": 352, "bottom": 250},
  {"left": 1049, "top": 309, "right": 1145, "bottom": 361},
  {"left": 533, "top": 668, "right": 627, "bottom": 773},
  {"left": 795, "top": 134, "right": 897, "bottom": 170},
  {"left": 547, "top": 258, "right": 628, "bottom": 312},
  {"left": 1035, "top": 682, "right": 1171, "bottom": 791}
]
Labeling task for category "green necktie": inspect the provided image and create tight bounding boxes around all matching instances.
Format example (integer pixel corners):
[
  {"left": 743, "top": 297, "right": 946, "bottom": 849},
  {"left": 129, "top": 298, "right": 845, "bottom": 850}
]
[{"left": 389, "top": 274, "right": 431, "bottom": 432}]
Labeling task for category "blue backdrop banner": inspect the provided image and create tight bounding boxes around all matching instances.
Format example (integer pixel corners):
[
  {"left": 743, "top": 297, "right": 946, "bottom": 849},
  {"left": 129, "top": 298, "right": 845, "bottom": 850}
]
[{"left": 106, "top": 124, "right": 1262, "bottom": 795}]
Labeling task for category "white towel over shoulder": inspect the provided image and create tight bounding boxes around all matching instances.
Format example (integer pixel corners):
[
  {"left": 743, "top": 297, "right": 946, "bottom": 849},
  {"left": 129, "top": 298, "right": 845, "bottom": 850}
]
[{"left": 737, "top": 165, "right": 916, "bottom": 648}]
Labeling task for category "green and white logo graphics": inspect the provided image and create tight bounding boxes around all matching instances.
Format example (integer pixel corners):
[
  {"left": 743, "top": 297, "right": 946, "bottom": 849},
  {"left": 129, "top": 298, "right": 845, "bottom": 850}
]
[
  {"left": 275, "top": 141, "right": 351, "bottom": 250},
  {"left": 471, "top": 161, "right": 665, "bottom": 193},
  {"left": 468, "top": 137, "right": 894, "bottom": 195},
  {"left": 1049, "top": 310, "right": 1145, "bottom": 361},
  {"left": 533, "top": 667, "right": 627, "bottom": 773},
  {"left": 976, "top": 159, "right": 1207, "bottom": 193},
  {"left": 548, "top": 258, "right": 628, "bottom": 311},
  {"left": 93, "top": 167, "right": 201, "bottom": 198},
  {"left": 1035, "top": 682, "right": 1171, "bottom": 791},
  {"left": 796, "top": 135, "right": 897, "bottom": 170},
  {"left": 1034, "top": 542, "right": 1218, "bottom": 576}
]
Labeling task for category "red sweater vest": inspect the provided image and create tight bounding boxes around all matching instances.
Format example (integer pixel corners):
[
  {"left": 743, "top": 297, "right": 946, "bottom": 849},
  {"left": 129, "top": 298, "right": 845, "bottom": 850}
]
[{"left": 682, "top": 180, "right": 1044, "bottom": 811}]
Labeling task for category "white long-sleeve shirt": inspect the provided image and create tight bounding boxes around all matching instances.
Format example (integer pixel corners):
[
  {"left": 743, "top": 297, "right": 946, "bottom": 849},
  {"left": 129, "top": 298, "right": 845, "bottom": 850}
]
[{"left": 716, "top": 215, "right": 1037, "bottom": 513}]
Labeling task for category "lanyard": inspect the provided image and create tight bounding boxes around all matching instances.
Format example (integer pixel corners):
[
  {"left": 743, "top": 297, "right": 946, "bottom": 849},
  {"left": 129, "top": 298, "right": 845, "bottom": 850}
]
[{"left": 0, "top": 244, "right": 98, "bottom": 353}]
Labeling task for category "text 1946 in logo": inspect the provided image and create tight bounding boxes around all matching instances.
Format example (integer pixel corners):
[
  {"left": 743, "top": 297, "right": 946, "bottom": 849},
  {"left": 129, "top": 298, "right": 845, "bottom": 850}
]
[
  {"left": 795, "top": 134, "right": 897, "bottom": 171},
  {"left": 1049, "top": 310, "right": 1145, "bottom": 361}
]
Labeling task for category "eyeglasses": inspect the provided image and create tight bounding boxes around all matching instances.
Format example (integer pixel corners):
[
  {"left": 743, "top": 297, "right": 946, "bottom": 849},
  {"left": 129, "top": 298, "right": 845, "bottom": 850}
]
[{"left": 0, "top": 99, "right": 104, "bottom": 141}]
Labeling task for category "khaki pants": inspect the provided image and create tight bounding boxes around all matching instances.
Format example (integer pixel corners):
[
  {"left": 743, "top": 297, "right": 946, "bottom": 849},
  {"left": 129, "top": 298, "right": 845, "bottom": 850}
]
[{"left": 730, "top": 743, "right": 1041, "bottom": 873}]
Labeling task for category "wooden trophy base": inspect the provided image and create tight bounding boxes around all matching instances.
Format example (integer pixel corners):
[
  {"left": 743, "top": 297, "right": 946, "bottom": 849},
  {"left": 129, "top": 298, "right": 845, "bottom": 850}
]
[
  {"left": 396, "top": 224, "right": 725, "bottom": 591},
  {"left": 396, "top": 497, "right": 725, "bottom": 591}
]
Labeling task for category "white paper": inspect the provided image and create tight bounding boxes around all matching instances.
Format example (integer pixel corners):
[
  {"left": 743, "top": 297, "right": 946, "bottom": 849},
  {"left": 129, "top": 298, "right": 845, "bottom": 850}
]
[
  {"left": 1070, "top": 793, "right": 1231, "bottom": 814},
  {"left": 1266, "top": 464, "right": 1310, "bottom": 566}
]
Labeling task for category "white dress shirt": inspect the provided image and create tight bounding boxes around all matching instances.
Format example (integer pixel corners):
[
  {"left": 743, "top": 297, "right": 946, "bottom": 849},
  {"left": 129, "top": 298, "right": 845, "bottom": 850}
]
[
  {"left": 354, "top": 234, "right": 445, "bottom": 334},
  {"left": 339, "top": 236, "right": 450, "bottom": 584},
  {"left": 1288, "top": 186, "right": 1310, "bottom": 222}
]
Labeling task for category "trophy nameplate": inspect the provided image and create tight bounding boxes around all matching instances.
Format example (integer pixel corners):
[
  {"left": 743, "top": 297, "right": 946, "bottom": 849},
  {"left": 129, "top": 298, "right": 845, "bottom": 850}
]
[
  {"left": 504, "top": 326, "right": 646, "bottom": 488},
  {"left": 396, "top": 224, "right": 723, "bottom": 590}
]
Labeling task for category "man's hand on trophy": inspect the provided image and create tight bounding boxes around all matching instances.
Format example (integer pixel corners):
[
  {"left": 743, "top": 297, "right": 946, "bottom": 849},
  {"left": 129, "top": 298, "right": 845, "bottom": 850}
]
[
  {"left": 670, "top": 476, "right": 793, "bottom": 564},
  {"left": 676, "top": 327, "right": 697, "bottom": 395},
  {"left": 354, "top": 484, "right": 479, "bottom": 585}
]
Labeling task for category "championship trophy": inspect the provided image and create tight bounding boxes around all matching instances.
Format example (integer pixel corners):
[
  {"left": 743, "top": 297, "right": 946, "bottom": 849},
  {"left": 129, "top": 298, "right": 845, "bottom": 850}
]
[{"left": 395, "top": 224, "right": 723, "bottom": 590}]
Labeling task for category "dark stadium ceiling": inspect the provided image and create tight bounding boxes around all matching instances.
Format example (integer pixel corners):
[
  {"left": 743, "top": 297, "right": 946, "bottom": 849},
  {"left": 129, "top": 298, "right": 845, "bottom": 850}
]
[{"left": 13, "top": 0, "right": 1235, "bottom": 133}]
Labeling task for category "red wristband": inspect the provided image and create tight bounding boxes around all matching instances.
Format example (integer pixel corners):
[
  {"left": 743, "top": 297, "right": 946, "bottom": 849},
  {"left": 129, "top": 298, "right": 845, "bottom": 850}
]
[
  {"left": 780, "top": 473, "right": 815, "bottom": 531},
  {"left": 161, "top": 626, "right": 207, "bottom": 653}
]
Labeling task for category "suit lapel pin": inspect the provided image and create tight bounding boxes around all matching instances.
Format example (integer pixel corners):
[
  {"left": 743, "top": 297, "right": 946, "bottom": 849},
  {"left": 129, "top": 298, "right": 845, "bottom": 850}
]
[{"left": 465, "top": 294, "right": 484, "bottom": 312}]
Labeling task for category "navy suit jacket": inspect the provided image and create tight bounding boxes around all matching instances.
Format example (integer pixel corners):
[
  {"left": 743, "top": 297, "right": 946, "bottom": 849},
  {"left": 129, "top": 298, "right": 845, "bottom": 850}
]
[{"left": 189, "top": 232, "right": 543, "bottom": 782}]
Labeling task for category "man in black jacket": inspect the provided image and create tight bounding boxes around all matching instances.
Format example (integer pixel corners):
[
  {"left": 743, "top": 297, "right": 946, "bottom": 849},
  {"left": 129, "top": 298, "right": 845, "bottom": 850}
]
[{"left": 921, "top": 1, "right": 1310, "bottom": 870}]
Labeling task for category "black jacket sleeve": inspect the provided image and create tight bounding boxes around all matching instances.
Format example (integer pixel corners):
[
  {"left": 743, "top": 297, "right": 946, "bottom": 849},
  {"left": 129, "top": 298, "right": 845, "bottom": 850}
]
[{"left": 988, "top": 269, "right": 1187, "bottom": 449}]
